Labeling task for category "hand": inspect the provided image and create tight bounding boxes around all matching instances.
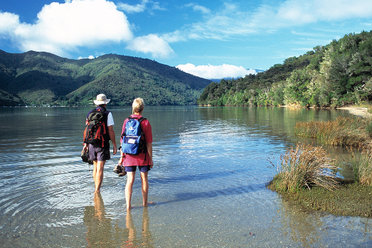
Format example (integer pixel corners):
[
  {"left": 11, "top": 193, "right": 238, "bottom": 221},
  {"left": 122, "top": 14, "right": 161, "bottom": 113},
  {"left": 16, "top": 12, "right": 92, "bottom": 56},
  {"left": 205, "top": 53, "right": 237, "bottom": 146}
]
[{"left": 113, "top": 145, "right": 117, "bottom": 155}]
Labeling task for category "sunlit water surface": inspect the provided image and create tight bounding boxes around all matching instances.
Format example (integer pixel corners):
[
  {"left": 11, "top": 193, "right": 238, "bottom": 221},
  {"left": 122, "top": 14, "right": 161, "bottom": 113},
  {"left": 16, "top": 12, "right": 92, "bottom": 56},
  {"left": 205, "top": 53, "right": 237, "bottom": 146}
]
[{"left": 0, "top": 106, "right": 371, "bottom": 248}]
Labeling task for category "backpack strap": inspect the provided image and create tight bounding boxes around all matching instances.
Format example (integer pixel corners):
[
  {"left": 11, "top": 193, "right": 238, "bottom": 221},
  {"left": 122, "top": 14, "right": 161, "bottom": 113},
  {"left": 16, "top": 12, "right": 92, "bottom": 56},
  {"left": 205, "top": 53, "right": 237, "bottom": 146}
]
[{"left": 121, "top": 116, "right": 131, "bottom": 138}]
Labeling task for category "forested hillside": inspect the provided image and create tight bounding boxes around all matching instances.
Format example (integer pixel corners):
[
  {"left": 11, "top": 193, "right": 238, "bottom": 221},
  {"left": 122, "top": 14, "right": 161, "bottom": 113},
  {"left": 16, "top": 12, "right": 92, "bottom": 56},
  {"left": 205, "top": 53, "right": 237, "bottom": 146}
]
[
  {"left": 0, "top": 50, "right": 211, "bottom": 106},
  {"left": 199, "top": 31, "right": 372, "bottom": 107}
]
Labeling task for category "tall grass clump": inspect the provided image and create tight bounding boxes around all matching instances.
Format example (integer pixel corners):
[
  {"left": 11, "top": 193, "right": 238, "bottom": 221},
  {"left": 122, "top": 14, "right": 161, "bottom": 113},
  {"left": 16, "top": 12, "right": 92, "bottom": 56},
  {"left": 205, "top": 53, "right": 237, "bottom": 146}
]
[
  {"left": 367, "top": 120, "right": 372, "bottom": 138},
  {"left": 295, "top": 117, "right": 369, "bottom": 148},
  {"left": 348, "top": 150, "right": 372, "bottom": 186},
  {"left": 270, "top": 144, "right": 339, "bottom": 193}
]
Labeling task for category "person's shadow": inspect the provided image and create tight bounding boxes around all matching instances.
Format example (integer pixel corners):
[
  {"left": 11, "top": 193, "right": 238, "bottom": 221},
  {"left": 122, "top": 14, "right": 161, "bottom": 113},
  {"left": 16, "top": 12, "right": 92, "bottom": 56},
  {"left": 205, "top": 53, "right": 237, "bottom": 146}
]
[{"left": 124, "top": 208, "right": 153, "bottom": 248}]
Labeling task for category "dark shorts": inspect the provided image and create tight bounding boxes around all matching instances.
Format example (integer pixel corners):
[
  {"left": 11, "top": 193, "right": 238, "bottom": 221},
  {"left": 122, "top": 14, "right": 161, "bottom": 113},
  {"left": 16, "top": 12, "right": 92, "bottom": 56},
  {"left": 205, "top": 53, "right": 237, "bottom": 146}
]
[
  {"left": 125, "top": 165, "right": 151, "bottom": 173},
  {"left": 88, "top": 144, "right": 110, "bottom": 161}
]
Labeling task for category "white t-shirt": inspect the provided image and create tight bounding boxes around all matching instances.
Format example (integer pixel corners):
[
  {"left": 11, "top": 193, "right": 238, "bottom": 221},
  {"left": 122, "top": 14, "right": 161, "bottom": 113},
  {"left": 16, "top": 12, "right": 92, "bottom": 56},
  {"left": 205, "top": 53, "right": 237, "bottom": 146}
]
[{"left": 107, "top": 112, "right": 114, "bottom": 126}]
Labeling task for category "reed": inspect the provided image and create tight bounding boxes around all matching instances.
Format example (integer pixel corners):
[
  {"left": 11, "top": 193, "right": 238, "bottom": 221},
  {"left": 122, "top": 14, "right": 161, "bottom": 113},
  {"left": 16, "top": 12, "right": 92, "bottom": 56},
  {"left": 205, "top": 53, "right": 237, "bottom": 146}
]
[
  {"left": 270, "top": 144, "right": 339, "bottom": 193},
  {"left": 348, "top": 150, "right": 372, "bottom": 186},
  {"left": 295, "top": 117, "right": 369, "bottom": 148},
  {"left": 367, "top": 121, "right": 372, "bottom": 137}
]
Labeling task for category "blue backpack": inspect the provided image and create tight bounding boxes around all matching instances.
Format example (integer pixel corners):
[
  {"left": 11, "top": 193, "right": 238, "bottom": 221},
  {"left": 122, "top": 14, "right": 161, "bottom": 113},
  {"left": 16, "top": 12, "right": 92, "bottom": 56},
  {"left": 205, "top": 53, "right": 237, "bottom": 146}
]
[{"left": 121, "top": 117, "right": 146, "bottom": 155}]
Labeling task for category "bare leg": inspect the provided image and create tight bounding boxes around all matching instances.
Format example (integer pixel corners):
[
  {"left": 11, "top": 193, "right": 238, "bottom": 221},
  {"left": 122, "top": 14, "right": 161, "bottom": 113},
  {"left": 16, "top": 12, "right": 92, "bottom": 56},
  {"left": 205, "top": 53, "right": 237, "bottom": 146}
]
[
  {"left": 125, "top": 172, "right": 136, "bottom": 211},
  {"left": 140, "top": 172, "right": 149, "bottom": 207},
  {"left": 92, "top": 160, "right": 97, "bottom": 182},
  {"left": 93, "top": 160, "right": 105, "bottom": 193}
]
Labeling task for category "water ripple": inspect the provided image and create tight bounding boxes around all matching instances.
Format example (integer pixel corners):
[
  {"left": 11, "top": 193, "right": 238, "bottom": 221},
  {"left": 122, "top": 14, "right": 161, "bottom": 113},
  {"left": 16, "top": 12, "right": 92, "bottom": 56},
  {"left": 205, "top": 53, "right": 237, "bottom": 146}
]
[{"left": 0, "top": 106, "right": 370, "bottom": 248}]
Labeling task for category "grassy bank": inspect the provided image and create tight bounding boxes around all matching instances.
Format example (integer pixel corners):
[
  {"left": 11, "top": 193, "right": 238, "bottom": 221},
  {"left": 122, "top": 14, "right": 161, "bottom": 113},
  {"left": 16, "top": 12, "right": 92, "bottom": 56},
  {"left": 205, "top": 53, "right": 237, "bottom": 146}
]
[
  {"left": 269, "top": 144, "right": 372, "bottom": 217},
  {"left": 295, "top": 116, "right": 372, "bottom": 149},
  {"left": 294, "top": 115, "right": 372, "bottom": 185},
  {"left": 268, "top": 183, "right": 372, "bottom": 217}
]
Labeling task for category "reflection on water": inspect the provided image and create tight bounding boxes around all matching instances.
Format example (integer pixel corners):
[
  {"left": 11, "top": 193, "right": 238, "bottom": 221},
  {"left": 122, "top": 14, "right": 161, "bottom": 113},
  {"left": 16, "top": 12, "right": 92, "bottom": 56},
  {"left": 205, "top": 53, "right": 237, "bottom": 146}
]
[
  {"left": 0, "top": 106, "right": 371, "bottom": 247},
  {"left": 279, "top": 196, "right": 372, "bottom": 247},
  {"left": 124, "top": 209, "right": 153, "bottom": 248},
  {"left": 84, "top": 193, "right": 117, "bottom": 248},
  {"left": 279, "top": 197, "right": 323, "bottom": 248},
  {"left": 83, "top": 193, "right": 153, "bottom": 248}
]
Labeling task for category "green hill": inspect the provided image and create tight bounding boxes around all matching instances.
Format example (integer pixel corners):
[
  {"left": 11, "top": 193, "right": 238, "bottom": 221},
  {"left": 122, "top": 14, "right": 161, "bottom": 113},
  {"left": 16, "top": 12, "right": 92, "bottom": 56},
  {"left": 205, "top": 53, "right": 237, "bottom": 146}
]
[
  {"left": 199, "top": 31, "right": 372, "bottom": 107},
  {"left": 0, "top": 50, "right": 211, "bottom": 106}
]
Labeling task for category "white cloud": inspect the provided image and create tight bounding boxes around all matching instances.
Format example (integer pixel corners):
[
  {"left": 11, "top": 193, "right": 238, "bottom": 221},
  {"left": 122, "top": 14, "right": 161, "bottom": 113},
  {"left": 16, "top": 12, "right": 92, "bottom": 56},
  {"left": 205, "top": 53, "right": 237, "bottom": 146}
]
[
  {"left": 186, "top": 3, "right": 211, "bottom": 15},
  {"left": 251, "top": 0, "right": 372, "bottom": 28},
  {"left": 278, "top": 0, "right": 372, "bottom": 22},
  {"left": 0, "top": 0, "right": 132, "bottom": 56},
  {"left": 2, "top": 0, "right": 372, "bottom": 60},
  {"left": 78, "top": 55, "right": 95, "bottom": 60},
  {"left": 118, "top": 0, "right": 165, "bottom": 14},
  {"left": 126, "top": 34, "right": 174, "bottom": 58},
  {"left": 176, "top": 63, "right": 257, "bottom": 79},
  {"left": 118, "top": 0, "right": 148, "bottom": 13},
  {"left": 0, "top": 12, "right": 20, "bottom": 35},
  {"left": 164, "top": 0, "right": 372, "bottom": 43}
]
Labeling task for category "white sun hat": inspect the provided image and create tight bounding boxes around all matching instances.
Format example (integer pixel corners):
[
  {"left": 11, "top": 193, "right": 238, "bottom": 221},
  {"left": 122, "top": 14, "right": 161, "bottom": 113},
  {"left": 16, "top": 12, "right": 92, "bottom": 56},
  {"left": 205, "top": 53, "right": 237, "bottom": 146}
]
[{"left": 94, "top": 94, "right": 111, "bottom": 105}]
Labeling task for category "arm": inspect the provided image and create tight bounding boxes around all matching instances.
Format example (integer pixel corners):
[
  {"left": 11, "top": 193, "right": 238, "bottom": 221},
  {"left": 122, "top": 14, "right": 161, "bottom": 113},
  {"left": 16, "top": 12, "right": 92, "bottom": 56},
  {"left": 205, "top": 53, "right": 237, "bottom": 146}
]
[
  {"left": 143, "top": 119, "right": 153, "bottom": 167},
  {"left": 147, "top": 143, "right": 153, "bottom": 168},
  {"left": 108, "top": 125, "right": 117, "bottom": 155},
  {"left": 118, "top": 119, "right": 127, "bottom": 165},
  {"left": 118, "top": 150, "right": 124, "bottom": 165},
  {"left": 83, "top": 118, "right": 89, "bottom": 150}
]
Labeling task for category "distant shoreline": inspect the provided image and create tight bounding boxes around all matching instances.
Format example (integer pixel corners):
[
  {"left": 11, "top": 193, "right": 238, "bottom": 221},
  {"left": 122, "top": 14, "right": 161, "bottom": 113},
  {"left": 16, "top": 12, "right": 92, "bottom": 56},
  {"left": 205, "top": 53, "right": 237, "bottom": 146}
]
[{"left": 198, "top": 104, "right": 372, "bottom": 117}]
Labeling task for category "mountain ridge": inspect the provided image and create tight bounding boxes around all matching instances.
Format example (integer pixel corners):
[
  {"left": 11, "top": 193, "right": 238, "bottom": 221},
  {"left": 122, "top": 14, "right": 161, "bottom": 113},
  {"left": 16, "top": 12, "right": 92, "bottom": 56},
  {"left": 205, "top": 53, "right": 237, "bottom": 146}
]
[{"left": 0, "top": 50, "right": 211, "bottom": 106}]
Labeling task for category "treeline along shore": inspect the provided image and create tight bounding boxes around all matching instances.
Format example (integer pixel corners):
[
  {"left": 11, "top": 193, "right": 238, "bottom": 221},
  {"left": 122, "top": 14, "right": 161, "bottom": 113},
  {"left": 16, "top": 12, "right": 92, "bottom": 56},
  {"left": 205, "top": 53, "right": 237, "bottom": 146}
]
[{"left": 198, "top": 31, "right": 372, "bottom": 108}]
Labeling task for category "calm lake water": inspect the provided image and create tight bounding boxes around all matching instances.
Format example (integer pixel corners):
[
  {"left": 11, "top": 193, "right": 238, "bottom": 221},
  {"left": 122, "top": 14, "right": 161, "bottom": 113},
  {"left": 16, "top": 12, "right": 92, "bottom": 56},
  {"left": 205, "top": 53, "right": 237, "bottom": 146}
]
[{"left": 0, "top": 106, "right": 371, "bottom": 248}]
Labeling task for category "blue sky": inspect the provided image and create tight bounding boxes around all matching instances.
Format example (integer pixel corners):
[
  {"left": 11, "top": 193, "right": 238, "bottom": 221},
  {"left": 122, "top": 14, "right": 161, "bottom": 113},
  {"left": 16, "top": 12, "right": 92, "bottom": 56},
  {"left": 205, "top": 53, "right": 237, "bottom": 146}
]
[{"left": 1, "top": 0, "right": 372, "bottom": 79}]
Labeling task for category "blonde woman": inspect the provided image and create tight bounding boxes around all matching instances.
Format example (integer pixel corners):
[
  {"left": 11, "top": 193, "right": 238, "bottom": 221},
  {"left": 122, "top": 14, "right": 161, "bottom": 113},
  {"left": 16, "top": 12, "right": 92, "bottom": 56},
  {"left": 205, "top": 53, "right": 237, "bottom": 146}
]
[{"left": 118, "top": 98, "right": 153, "bottom": 211}]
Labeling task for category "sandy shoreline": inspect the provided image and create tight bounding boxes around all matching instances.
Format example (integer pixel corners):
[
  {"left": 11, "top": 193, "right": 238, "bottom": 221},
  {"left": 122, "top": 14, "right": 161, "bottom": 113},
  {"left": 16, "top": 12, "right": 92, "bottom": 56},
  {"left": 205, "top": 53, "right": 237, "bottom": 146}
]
[{"left": 337, "top": 106, "right": 372, "bottom": 118}]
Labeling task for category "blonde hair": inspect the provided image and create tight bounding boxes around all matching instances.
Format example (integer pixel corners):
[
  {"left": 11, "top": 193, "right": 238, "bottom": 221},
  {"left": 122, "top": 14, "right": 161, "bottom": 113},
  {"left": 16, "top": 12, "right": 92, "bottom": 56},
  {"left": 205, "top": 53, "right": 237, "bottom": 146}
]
[{"left": 132, "top": 98, "right": 145, "bottom": 114}]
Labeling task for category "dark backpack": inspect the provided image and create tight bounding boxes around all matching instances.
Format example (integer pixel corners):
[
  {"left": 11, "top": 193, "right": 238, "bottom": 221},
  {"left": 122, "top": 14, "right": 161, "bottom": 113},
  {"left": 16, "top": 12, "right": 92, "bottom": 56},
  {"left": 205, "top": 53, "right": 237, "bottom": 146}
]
[
  {"left": 83, "top": 109, "right": 107, "bottom": 147},
  {"left": 121, "top": 117, "right": 146, "bottom": 155}
]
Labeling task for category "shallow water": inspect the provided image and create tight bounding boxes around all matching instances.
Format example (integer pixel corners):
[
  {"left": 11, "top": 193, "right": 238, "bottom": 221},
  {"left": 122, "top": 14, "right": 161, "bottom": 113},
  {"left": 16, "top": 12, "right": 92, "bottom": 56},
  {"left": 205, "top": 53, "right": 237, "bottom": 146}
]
[{"left": 0, "top": 106, "right": 371, "bottom": 248}]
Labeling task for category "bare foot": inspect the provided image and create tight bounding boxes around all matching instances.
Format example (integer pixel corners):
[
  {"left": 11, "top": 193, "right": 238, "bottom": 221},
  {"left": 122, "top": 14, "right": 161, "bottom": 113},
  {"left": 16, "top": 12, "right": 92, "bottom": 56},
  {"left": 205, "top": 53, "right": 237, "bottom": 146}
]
[{"left": 143, "top": 201, "right": 156, "bottom": 207}]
